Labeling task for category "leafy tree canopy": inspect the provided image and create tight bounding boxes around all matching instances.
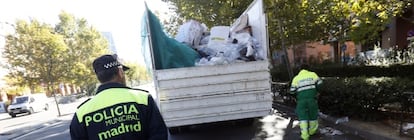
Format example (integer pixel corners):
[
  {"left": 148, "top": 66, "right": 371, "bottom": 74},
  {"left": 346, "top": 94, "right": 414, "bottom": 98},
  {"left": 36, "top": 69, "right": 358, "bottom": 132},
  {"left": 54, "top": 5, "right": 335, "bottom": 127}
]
[
  {"left": 163, "top": 0, "right": 411, "bottom": 48},
  {"left": 3, "top": 11, "right": 109, "bottom": 95},
  {"left": 124, "top": 62, "right": 151, "bottom": 87},
  {"left": 55, "top": 12, "right": 109, "bottom": 88},
  {"left": 4, "top": 19, "right": 67, "bottom": 93}
]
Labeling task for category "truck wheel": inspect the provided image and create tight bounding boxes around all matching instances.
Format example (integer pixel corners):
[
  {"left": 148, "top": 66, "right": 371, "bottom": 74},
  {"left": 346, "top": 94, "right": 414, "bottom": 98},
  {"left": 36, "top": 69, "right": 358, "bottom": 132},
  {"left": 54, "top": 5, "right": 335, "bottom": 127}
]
[
  {"left": 169, "top": 127, "right": 183, "bottom": 135},
  {"left": 28, "top": 107, "right": 34, "bottom": 114},
  {"left": 236, "top": 118, "right": 255, "bottom": 126},
  {"left": 44, "top": 104, "right": 49, "bottom": 111},
  {"left": 169, "top": 127, "right": 178, "bottom": 135}
]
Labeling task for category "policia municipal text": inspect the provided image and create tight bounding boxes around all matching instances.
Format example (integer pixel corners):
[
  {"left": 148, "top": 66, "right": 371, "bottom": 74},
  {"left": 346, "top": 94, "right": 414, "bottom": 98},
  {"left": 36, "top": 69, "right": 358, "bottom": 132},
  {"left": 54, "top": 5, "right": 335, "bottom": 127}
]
[{"left": 70, "top": 54, "right": 168, "bottom": 140}]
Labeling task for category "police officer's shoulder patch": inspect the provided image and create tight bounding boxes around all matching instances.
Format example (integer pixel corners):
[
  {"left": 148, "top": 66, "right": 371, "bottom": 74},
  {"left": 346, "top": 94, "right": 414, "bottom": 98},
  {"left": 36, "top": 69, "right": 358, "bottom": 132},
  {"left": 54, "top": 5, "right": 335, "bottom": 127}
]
[{"left": 77, "top": 98, "right": 91, "bottom": 109}]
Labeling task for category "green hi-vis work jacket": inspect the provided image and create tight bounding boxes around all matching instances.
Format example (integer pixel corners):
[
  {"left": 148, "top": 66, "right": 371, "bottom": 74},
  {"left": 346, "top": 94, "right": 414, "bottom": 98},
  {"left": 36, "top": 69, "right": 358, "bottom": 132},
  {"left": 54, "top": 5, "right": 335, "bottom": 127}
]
[
  {"left": 70, "top": 83, "right": 168, "bottom": 140},
  {"left": 290, "top": 69, "right": 323, "bottom": 121},
  {"left": 290, "top": 69, "right": 322, "bottom": 99}
]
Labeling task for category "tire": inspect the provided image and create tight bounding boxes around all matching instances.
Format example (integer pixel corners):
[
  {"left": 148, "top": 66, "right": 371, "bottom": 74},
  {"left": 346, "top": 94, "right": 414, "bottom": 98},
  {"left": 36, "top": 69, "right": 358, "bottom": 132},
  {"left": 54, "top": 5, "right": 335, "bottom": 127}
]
[
  {"left": 10, "top": 113, "right": 16, "bottom": 118},
  {"left": 28, "top": 107, "right": 34, "bottom": 114},
  {"left": 169, "top": 127, "right": 183, "bottom": 135},
  {"left": 230, "top": 118, "right": 255, "bottom": 127},
  {"left": 44, "top": 104, "right": 49, "bottom": 111},
  {"left": 238, "top": 118, "right": 255, "bottom": 126},
  {"left": 169, "top": 127, "right": 178, "bottom": 135}
]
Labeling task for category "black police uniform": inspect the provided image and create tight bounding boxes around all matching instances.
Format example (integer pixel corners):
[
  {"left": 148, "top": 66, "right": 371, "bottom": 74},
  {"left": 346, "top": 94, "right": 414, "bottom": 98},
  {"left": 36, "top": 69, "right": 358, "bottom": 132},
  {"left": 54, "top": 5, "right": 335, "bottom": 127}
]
[{"left": 70, "top": 82, "right": 168, "bottom": 140}]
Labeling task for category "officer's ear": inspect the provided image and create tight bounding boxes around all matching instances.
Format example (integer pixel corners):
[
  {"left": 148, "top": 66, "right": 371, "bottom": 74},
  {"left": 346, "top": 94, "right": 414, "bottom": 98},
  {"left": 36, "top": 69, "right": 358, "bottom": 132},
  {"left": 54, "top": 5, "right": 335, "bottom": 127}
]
[{"left": 116, "top": 66, "right": 125, "bottom": 79}]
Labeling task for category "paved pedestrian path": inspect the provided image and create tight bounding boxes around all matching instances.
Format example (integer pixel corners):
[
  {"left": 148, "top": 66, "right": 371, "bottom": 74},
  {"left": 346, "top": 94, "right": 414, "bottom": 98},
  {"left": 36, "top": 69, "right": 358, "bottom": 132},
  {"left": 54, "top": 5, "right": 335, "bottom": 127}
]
[{"left": 274, "top": 103, "right": 414, "bottom": 140}]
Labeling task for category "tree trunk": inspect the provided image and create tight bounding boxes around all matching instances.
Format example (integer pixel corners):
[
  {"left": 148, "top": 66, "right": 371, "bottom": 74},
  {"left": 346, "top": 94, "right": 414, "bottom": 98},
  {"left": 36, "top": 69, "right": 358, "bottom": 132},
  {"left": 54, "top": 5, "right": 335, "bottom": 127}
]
[{"left": 332, "top": 41, "right": 340, "bottom": 63}]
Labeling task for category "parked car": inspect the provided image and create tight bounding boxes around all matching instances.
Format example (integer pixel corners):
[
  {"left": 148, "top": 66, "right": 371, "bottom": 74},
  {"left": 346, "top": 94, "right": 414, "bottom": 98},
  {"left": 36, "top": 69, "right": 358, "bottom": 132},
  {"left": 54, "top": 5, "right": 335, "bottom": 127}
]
[
  {"left": 0, "top": 101, "right": 5, "bottom": 113},
  {"left": 7, "top": 93, "right": 49, "bottom": 117}
]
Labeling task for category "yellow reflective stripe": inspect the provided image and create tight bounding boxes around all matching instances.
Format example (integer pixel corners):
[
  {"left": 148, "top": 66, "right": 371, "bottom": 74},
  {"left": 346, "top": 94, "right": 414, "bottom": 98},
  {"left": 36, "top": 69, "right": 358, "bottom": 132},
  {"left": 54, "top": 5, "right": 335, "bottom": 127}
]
[
  {"left": 309, "top": 120, "right": 319, "bottom": 135},
  {"left": 297, "top": 85, "right": 316, "bottom": 92},
  {"left": 290, "top": 87, "right": 297, "bottom": 93},
  {"left": 299, "top": 121, "right": 310, "bottom": 140},
  {"left": 76, "top": 88, "right": 148, "bottom": 123},
  {"left": 299, "top": 121, "right": 309, "bottom": 131},
  {"left": 316, "top": 78, "right": 323, "bottom": 85},
  {"left": 292, "top": 70, "right": 321, "bottom": 88}
]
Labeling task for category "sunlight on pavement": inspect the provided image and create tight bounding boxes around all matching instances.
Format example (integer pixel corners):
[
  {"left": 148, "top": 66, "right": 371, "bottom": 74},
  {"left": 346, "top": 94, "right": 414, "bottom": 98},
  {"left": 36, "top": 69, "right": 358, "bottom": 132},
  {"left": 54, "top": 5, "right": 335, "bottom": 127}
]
[{"left": 256, "top": 112, "right": 299, "bottom": 140}]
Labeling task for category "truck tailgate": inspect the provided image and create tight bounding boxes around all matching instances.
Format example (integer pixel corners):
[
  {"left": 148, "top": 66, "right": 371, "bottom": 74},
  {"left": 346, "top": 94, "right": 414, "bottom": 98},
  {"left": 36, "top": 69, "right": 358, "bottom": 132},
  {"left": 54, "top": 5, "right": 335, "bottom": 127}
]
[{"left": 155, "top": 61, "right": 272, "bottom": 127}]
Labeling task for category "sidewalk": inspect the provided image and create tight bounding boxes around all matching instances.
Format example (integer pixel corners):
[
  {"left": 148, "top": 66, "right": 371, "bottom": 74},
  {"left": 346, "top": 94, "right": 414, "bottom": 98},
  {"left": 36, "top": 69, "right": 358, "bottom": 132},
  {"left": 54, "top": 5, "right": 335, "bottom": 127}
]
[{"left": 273, "top": 103, "right": 413, "bottom": 140}]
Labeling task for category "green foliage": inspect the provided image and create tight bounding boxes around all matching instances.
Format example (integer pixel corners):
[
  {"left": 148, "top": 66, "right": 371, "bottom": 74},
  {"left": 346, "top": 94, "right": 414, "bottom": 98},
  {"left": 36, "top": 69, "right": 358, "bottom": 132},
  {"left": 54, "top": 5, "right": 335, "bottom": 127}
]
[
  {"left": 309, "top": 64, "right": 414, "bottom": 79},
  {"left": 270, "top": 64, "right": 292, "bottom": 82},
  {"left": 163, "top": 0, "right": 411, "bottom": 53},
  {"left": 162, "top": 0, "right": 252, "bottom": 35},
  {"left": 267, "top": 0, "right": 411, "bottom": 53},
  {"left": 4, "top": 19, "right": 67, "bottom": 93},
  {"left": 3, "top": 11, "right": 110, "bottom": 95},
  {"left": 318, "top": 77, "right": 414, "bottom": 121},
  {"left": 55, "top": 11, "right": 109, "bottom": 89},
  {"left": 124, "top": 62, "right": 151, "bottom": 87}
]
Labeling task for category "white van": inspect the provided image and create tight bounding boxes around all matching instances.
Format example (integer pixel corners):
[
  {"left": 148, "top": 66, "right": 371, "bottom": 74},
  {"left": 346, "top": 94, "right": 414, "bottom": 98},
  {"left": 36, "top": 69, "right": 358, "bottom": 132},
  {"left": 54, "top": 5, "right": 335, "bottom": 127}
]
[
  {"left": 7, "top": 93, "right": 49, "bottom": 117},
  {"left": 0, "top": 102, "right": 5, "bottom": 113}
]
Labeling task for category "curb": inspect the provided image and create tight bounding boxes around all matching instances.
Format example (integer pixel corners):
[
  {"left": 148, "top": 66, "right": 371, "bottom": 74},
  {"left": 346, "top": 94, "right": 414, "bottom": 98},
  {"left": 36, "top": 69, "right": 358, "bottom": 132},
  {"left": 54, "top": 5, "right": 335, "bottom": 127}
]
[{"left": 272, "top": 103, "right": 399, "bottom": 140}]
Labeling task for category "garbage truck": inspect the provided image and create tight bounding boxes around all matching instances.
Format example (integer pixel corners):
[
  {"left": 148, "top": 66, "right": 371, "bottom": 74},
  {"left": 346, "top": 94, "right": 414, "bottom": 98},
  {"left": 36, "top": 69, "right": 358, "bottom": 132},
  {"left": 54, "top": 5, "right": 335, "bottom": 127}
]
[{"left": 141, "top": 0, "right": 272, "bottom": 130}]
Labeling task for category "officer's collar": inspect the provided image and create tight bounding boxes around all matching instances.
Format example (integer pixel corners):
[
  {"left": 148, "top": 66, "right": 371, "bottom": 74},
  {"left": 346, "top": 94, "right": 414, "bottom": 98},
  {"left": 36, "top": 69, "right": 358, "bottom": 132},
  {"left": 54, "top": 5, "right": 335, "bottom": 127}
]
[{"left": 96, "top": 82, "right": 128, "bottom": 94}]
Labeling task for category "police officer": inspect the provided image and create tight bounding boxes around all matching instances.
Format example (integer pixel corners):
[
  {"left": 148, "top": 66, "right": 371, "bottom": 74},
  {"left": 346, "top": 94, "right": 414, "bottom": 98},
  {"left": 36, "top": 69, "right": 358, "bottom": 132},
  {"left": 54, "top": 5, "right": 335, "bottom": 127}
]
[
  {"left": 70, "top": 54, "right": 168, "bottom": 140},
  {"left": 290, "top": 64, "right": 322, "bottom": 140}
]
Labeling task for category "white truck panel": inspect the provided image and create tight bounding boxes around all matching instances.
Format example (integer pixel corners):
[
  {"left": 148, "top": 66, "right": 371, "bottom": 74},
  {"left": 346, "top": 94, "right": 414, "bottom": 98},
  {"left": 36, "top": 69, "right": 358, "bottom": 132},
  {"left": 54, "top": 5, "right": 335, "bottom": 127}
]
[
  {"left": 156, "top": 61, "right": 268, "bottom": 89},
  {"left": 158, "top": 79, "right": 269, "bottom": 100},
  {"left": 156, "top": 60, "right": 269, "bottom": 80},
  {"left": 144, "top": 0, "right": 271, "bottom": 128},
  {"left": 166, "top": 109, "right": 270, "bottom": 127}
]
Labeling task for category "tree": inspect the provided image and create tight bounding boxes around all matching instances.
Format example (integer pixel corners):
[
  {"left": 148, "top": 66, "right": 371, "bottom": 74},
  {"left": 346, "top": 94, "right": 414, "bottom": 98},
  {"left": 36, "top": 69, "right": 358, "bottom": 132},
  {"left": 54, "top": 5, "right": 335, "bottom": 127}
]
[
  {"left": 3, "top": 20, "right": 67, "bottom": 94},
  {"left": 161, "top": 0, "right": 253, "bottom": 36},
  {"left": 3, "top": 12, "right": 110, "bottom": 96},
  {"left": 55, "top": 11, "right": 109, "bottom": 94},
  {"left": 124, "top": 62, "right": 151, "bottom": 87},
  {"left": 163, "top": 0, "right": 411, "bottom": 53}
]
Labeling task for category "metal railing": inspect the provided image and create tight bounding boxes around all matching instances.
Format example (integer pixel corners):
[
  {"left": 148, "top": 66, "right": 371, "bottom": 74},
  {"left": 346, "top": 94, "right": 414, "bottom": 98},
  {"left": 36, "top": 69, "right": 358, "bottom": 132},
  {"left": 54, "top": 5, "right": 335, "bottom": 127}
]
[{"left": 400, "top": 92, "right": 414, "bottom": 137}]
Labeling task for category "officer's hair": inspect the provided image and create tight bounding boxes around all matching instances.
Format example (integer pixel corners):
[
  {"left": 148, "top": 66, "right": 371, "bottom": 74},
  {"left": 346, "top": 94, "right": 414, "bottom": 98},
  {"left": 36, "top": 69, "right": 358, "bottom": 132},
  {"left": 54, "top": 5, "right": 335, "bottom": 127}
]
[
  {"left": 96, "top": 67, "right": 119, "bottom": 83},
  {"left": 300, "top": 63, "right": 310, "bottom": 70}
]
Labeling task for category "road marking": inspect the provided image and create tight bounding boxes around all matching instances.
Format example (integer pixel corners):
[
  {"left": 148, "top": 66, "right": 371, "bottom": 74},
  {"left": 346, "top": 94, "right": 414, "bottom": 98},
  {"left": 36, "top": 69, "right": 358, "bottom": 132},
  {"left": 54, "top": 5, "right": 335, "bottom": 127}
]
[
  {"left": 12, "top": 120, "right": 62, "bottom": 140},
  {"left": 39, "top": 129, "right": 69, "bottom": 140}
]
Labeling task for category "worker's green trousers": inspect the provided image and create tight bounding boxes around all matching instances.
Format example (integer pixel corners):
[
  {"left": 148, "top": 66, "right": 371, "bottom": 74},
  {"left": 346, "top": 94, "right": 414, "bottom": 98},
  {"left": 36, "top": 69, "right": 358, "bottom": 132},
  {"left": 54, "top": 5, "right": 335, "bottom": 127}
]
[{"left": 297, "top": 99, "right": 319, "bottom": 140}]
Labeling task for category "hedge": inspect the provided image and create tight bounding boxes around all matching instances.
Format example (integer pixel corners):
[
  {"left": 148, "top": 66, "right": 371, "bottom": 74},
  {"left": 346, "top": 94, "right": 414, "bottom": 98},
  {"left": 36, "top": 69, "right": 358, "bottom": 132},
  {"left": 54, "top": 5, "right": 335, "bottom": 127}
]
[
  {"left": 318, "top": 77, "right": 414, "bottom": 121},
  {"left": 271, "top": 64, "right": 414, "bottom": 82}
]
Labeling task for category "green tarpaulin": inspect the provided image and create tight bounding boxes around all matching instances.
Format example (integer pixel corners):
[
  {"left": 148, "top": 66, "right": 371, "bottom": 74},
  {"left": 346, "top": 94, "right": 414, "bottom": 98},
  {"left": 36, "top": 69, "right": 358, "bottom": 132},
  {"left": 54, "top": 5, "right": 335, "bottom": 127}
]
[{"left": 141, "top": 6, "right": 200, "bottom": 70}]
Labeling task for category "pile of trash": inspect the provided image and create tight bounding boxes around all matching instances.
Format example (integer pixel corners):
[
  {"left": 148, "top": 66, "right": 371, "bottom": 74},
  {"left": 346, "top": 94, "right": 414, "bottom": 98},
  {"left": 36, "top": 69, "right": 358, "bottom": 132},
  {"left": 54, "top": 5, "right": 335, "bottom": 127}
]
[{"left": 174, "top": 15, "right": 265, "bottom": 66}]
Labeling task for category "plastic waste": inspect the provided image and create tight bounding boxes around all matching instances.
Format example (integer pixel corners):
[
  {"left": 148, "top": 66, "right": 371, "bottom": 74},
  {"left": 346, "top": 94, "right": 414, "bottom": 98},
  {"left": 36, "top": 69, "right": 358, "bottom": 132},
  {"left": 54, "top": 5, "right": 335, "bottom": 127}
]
[
  {"left": 403, "top": 123, "right": 414, "bottom": 131},
  {"left": 195, "top": 58, "right": 210, "bottom": 66},
  {"left": 318, "top": 112, "right": 328, "bottom": 119},
  {"left": 198, "top": 46, "right": 216, "bottom": 58},
  {"left": 246, "top": 42, "right": 255, "bottom": 57},
  {"left": 335, "top": 116, "right": 349, "bottom": 124},
  {"left": 208, "top": 26, "right": 230, "bottom": 46},
  {"left": 210, "top": 52, "right": 228, "bottom": 65},
  {"left": 251, "top": 37, "right": 264, "bottom": 60},
  {"left": 320, "top": 127, "right": 344, "bottom": 136},
  {"left": 175, "top": 20, "right": 205, "bottom": 48}
]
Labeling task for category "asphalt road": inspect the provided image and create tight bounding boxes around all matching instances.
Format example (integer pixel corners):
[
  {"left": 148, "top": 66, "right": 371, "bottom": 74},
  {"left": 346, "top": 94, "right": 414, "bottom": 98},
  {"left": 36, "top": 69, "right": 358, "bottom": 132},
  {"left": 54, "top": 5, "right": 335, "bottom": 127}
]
[
  {"left": 3, "top": 110, "right": 365, "bottom": 140},
  {"left": 0, "top": 96, "right": 366, "bottom": 140}
]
